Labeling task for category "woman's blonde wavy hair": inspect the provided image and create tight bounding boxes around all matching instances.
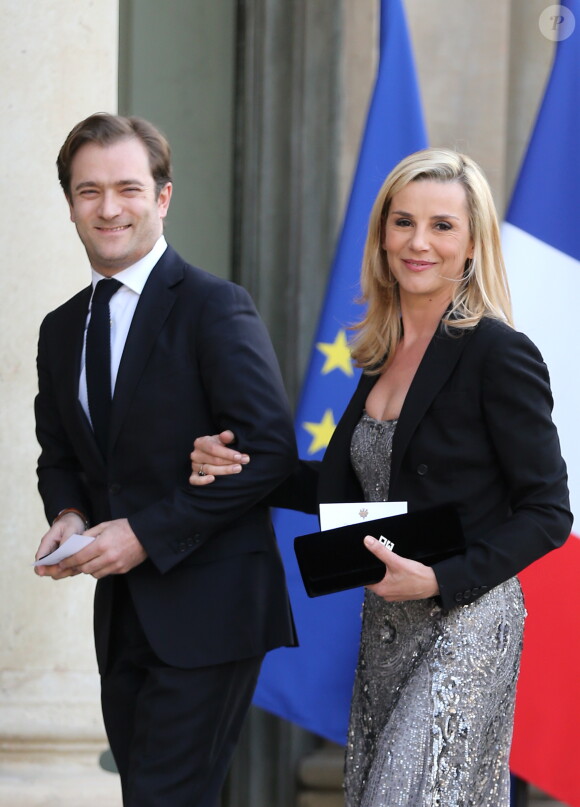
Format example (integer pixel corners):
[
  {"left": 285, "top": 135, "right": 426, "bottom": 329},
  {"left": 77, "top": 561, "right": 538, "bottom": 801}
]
[{"left": 350, "top": 148, "right": 513, "bottom": 373}]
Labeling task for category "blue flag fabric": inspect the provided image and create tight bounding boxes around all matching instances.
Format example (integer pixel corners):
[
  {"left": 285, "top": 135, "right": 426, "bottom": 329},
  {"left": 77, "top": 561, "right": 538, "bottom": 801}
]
[
  {"left": 506, "top": 0, "right": 580, "bottom": 261},
  {"left": 253, "top": 0, "right": 427, "bottom": 744}
]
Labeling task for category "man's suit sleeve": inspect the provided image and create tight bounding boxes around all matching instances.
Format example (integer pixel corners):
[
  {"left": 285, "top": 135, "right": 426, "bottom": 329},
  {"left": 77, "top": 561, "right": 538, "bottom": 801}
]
[
  {"left": 35, "top": 315, "right": 93, "bottom": 524},
  {"left": 128, "top": 281, "right": 298, "bottom": 573},
  {"left": 263, "top": 459, "right": 321, "bottom": 514},
  {"left": 432, "top": 327, "right": 572, "bottom": 611}
]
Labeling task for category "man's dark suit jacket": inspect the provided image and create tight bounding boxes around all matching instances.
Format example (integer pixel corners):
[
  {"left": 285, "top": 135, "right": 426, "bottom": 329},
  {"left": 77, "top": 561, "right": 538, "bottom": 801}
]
[
  {"left": 35, "top": 245, "right": 298, "bottom": 672},
  {"left": 275, "top": 317, "right": 572, "bottom": 612}
]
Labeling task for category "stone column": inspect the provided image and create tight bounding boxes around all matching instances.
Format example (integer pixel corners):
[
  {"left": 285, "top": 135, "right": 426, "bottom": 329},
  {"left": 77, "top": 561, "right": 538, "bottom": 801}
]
[
  {"left": 405, "top": 0, "right": 553, "bottom": 211},
  {"left": 0, "top": 2, "right": 121, "bottom": 803}
]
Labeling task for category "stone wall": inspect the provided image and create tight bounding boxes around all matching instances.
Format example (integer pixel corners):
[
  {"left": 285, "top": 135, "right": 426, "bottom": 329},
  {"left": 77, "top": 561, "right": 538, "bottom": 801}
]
[{"left": 0, "top": 0, "right": 119, "bottom": 798}]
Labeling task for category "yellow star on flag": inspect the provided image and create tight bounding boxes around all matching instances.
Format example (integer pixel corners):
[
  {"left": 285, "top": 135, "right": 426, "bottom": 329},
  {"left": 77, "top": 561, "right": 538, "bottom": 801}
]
[
  {"left": 316, "top": 329, "right": 354, "bottom": 376},
  {"left": 303, "top": 409, "right": 337, "bottom": 455}
]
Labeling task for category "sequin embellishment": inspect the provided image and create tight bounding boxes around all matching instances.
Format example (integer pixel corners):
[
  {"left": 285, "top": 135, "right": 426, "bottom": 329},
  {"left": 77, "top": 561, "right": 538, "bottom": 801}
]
[{"left": 345, "top": 413, "right": 525, "bottom": 807}]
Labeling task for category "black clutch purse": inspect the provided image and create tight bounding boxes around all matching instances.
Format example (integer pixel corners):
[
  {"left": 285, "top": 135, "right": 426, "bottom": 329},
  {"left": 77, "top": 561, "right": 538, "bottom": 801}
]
[{"left": 294, "top": 504, "right": 465, "bottom": 597}]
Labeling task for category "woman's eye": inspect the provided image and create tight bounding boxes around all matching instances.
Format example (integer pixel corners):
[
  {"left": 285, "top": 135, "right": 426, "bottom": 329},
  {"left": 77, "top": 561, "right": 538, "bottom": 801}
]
[
  {"left": 435, "top": 221, "right": 452, "bottom": 231},
  {"left": 394, "top": 218, "right": 412, "bottom": 227}
]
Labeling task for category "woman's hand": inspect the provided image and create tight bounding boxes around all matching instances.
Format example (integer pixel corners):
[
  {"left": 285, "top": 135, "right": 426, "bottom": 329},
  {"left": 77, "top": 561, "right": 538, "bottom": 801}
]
[
  {"left": 189, "top": 430, "right": 250, "bottom": 486},
  {"left": 363, "top": 535, "right": 440, "bottom": 601}
]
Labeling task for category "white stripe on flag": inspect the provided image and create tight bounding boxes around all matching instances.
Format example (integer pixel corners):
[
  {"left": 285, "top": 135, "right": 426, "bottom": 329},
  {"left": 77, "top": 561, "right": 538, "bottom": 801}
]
[{"left": 503, "top": 221, "right": 580, "bottom": 531}]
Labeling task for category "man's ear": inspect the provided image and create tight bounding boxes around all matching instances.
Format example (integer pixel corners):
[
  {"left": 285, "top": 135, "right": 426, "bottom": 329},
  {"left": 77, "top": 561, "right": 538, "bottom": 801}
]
[
  {"left": 67, "top": 195, "right": 76, "bottom": 223},
  {"left": 158, "top": 182, "right": 172, "bottom": 220}
]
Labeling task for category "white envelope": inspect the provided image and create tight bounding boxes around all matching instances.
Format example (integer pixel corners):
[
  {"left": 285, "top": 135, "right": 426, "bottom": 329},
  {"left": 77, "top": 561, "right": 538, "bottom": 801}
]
[
  {"left": 319, "top": 501, "right": 407, "bottom": 532},
  {"left": 33, "top": 533, "right": 95, "bottom": 567}
]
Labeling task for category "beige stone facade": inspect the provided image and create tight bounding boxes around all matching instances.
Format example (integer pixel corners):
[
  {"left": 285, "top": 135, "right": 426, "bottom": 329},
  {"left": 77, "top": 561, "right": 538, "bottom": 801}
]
[{"left": 0, "top": 0, "right": 120, "bottom": 801}]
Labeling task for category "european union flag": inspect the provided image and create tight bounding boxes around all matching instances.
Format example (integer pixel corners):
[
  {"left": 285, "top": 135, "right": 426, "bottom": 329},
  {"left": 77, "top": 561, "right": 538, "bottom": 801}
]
[{"left": 253, "top": 0, "right": 427, "bottom": 743}]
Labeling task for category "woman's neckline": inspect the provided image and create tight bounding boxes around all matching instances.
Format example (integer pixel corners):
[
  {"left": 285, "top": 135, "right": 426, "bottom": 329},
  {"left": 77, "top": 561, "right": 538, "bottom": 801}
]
[{"left": 362, "top": 410, "right": 398, "bottom": 425}]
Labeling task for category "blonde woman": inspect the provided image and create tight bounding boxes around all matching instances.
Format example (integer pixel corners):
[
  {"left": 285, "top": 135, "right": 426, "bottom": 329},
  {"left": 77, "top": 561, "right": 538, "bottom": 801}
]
[{"left": 189, "top": 149, "right": 571, "bottom": 806}]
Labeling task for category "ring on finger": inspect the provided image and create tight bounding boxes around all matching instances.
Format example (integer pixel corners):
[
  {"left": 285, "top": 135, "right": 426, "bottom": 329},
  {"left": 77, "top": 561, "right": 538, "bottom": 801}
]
[{"left": 198, "top": 464, "right": 206, "bottom": 477}]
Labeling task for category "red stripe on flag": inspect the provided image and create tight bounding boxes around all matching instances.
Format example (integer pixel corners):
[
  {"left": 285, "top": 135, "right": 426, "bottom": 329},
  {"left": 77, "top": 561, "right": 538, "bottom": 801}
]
[{"left": 511, "top": 533, "right": 580, "bottom": 806}]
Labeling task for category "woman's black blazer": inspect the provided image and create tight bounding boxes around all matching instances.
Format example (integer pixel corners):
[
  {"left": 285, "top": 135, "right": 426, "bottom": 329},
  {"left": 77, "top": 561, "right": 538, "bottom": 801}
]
[{"left": 275, "top": 317, "right": 572, "bottom": 611}]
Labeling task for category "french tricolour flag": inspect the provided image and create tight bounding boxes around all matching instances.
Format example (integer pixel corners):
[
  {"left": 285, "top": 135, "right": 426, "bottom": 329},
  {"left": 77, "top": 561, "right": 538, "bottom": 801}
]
[{"left": 503, "top": 2, "right": 580, "bottom": 804}]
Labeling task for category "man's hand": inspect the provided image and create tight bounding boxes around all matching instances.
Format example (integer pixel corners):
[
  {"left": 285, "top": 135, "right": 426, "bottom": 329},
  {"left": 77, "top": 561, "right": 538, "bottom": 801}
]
[
  {"left": 363, "top": 535, "right": 440, "bottom": 601},
  {"left": 35, "top": 512, "right": 85, "bottom": 579},
  {"left": 189, "top": 430, "right": 249, "bottom": 486},
  {"left": 57, "top": 518, "right": 147, "bottom": 579}
]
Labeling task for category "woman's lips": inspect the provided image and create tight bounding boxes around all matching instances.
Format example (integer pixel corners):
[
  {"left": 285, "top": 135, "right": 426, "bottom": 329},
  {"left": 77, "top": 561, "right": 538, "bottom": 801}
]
[{"left": 402, "top": 259, "right": 435, "bottom": 271}]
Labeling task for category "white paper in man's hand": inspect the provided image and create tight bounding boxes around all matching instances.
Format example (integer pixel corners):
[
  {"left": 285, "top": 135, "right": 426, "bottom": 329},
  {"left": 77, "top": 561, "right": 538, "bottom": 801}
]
[{"left": 33, "top": 533, "right": 95, "bottom": 566}]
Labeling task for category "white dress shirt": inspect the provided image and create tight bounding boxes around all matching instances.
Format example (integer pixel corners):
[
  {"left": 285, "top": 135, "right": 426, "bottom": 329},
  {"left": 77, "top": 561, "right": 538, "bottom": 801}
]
[{"left": 79, "top": 235, "right": 168, "bottom": 423}]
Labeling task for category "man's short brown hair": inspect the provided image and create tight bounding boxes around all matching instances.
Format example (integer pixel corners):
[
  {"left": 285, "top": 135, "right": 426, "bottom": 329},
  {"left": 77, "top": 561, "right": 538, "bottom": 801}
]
[{"left": 57, "top": 112, "right": 172, "bottom": 200}]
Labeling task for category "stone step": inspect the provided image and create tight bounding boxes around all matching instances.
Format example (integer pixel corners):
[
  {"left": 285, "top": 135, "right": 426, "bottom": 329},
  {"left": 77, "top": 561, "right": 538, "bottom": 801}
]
[
  {"left": 0, "top": 760, "right": 570, "bottom": 806},
  {"left": 0, "top": 762, "right": 122, "bottom": 807}
]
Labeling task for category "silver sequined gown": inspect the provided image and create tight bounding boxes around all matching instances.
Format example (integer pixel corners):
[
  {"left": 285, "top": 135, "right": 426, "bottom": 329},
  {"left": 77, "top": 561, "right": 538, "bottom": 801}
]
[{"left": 345, "top": 413, "right": 526, "bottom": 807}]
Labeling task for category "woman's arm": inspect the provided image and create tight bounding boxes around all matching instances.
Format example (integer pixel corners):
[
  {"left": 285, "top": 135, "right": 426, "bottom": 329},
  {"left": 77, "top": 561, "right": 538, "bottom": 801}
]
[
  {"left": 190, "top": 431, "right": 320, "bottom": 514},
  {"left": 432, "top": 326, "right": 572, "bottom": 610}
]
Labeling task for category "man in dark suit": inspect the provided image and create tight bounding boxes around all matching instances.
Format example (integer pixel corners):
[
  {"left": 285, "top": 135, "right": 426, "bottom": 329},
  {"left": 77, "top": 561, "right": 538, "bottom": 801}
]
[{"left": 34, "top": 113, "right": 297, "bottom": 807}]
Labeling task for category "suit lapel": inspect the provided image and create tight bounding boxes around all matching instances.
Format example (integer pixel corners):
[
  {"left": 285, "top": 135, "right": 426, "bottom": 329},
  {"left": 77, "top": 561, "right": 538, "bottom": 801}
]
[
  {"left": 109, "top": 249, "right": 183, "bottom": 451},
  {"left": 58, "top": 287, "right": 108, "bottom": 466},
  {"left": 389, "top": 325, "right": 473, "bottom": 492},
  {"left": 62, "top": 286, "right": 90, "bottom": 408},
  {"left": 321, "top": 324, "right": 474, "bottom": 502}
]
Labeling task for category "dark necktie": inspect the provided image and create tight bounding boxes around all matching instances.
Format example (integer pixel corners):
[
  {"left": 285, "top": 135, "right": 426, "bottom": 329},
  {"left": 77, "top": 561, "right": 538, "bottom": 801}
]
[{"left": 86, "top": 278, "right": 122, "bottom": 456}]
